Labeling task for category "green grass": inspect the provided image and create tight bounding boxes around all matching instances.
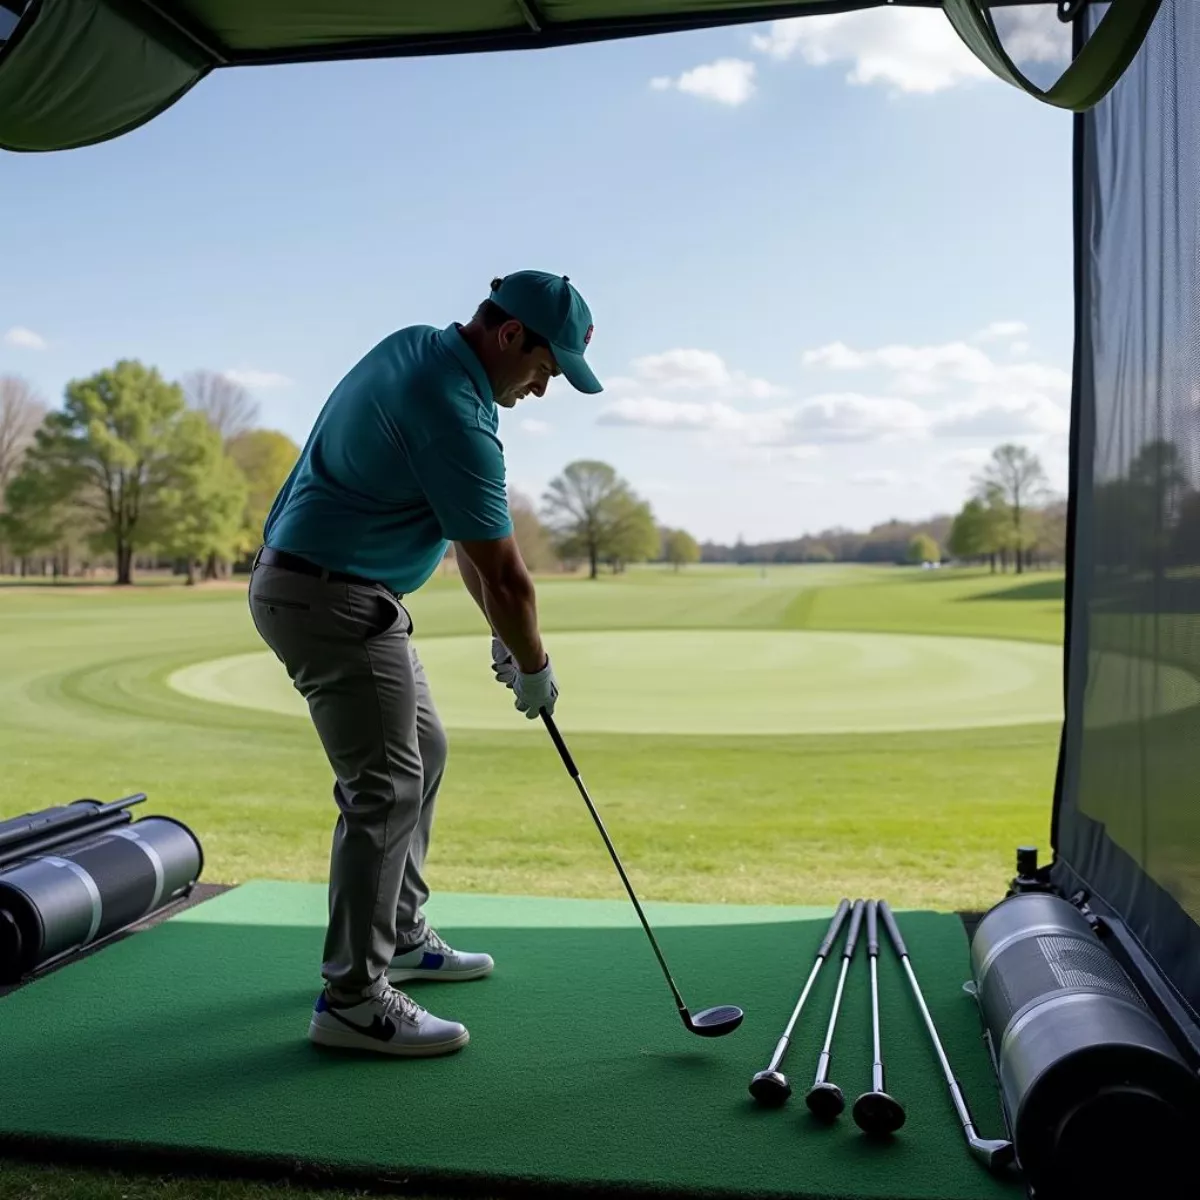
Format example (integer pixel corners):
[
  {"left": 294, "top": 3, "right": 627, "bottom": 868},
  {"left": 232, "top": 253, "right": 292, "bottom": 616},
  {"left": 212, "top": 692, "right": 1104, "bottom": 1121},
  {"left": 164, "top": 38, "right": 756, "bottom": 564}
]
[{"left": 0, "top": 562, "right": 1063, "bottom": 1200}]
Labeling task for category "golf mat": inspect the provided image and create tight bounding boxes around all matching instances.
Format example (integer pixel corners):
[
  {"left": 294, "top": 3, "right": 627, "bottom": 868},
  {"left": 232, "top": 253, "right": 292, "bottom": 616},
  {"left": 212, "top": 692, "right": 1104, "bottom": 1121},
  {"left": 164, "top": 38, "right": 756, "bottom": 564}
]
[{"left": 0, "top": 883, "right": 1021, "bottom": 1200}]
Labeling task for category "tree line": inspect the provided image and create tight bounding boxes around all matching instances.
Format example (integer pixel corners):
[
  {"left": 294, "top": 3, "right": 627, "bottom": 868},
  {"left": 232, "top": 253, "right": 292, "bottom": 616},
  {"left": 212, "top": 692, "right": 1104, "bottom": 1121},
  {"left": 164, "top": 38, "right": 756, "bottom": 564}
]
[
  {"left": 0, "top": 365, "right": 299, "bottom": 583},
  {"left": 703, "top": 444, "right": 1068, "bottom": 575},
  {"left": 0, "top": 366, "right": 700, "bottom": 585}
]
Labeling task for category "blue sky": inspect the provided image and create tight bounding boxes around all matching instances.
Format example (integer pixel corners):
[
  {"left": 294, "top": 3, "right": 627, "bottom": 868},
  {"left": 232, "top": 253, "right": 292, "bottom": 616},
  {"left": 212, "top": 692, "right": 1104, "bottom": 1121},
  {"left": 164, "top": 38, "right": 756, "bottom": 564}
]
[{"left": 0, "top": 7, "right": 1075, "bottom": 544}]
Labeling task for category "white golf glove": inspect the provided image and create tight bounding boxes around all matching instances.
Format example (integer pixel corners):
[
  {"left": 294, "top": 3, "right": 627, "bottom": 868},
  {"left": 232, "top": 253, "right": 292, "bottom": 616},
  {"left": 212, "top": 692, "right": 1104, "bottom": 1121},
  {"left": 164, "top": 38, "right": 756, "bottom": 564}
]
[
  {"left": 490, "top": 635, "right": 518, "bottom": 688},
  {"left": 513, "top": 657, "right": 558, "bottom": 720}
]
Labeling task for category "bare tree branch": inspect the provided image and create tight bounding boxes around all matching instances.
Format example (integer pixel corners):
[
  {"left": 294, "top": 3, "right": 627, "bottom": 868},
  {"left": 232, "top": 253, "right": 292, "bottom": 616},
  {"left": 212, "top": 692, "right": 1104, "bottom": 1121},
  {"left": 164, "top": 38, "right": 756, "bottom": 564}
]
[
  {"left": 0, "top": 375, "right": 47, "bottom": 493},
  {"left": 182, "top": 369, "right": 259, "bottom": 444}
]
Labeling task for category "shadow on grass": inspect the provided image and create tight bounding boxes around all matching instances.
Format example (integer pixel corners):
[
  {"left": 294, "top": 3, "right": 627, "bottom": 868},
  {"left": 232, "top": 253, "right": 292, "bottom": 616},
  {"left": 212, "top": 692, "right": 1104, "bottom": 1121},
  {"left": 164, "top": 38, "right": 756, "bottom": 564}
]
[{"left": 963, "top": 578, "right": 1065, "bottom": 603}]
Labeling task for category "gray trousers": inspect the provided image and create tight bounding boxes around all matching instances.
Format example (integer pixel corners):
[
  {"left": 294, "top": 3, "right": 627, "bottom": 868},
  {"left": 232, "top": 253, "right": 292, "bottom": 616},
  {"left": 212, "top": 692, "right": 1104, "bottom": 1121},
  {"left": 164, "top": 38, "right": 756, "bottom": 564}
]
[{"left": 247, "top": 558, "right": 446, "bottom": 1002}]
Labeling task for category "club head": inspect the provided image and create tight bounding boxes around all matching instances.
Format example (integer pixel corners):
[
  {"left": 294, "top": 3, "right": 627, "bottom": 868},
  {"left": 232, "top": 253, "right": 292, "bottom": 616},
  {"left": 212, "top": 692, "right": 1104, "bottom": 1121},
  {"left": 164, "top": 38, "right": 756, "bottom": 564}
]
[
  {"left": 969, "top": 1137, "right": 1016, "bottom": 1171},
  {"left": 686, "top": 1005, "right": 744, "bottom": 1037},
  {"left": 805, "top": 1081, "right": 845, "bottom": 1121},
  {"left": 748, "top": 1069, "right": 791, "bottom": 1106},
  {"left": 852, "top": 1090, "right": 906, "bottom": 1136}
]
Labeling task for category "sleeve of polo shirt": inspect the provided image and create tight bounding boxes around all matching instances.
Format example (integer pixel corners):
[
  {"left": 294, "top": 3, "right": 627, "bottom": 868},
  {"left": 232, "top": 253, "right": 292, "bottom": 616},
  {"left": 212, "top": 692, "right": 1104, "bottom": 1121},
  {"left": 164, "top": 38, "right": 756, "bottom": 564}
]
[{"left": 414, "top": 428, "right": 514, "bottom": 542}]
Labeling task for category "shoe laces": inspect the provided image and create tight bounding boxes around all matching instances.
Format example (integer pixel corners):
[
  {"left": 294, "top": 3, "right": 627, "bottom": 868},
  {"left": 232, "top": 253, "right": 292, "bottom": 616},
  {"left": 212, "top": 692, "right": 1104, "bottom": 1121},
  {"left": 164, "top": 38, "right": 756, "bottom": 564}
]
[
  {"left": 423, "top": 927, "right": 452, "bottom": 955},
  {"left": 379, "top": 984, "right": 423, "bottom": 1026}
]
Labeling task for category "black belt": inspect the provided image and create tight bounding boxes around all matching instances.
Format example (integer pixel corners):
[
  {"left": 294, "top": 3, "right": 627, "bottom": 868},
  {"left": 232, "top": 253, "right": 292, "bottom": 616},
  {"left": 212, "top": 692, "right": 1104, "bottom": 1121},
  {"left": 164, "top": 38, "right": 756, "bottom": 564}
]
[{"left": 254, "top": 546, "right": 400, "bottom": 596}]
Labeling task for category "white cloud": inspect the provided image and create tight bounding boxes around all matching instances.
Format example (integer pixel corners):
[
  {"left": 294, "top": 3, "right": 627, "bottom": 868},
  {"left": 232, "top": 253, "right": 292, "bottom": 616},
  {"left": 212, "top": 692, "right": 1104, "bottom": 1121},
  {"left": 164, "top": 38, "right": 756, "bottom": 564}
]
[
  {"left": 650, "top": 58, "right": 757, "bottom": 106},
  {"left": 1010, "top": 341, "right": 1030, "bottom": 356},
  {"left": 223, "top": 368, "right": 293, "bottom": 389},
  {"left": 974, "top": 320, "right": 1029, "bottom": 342},
  {"left": 3, "top": 326, "right": 48, "bottom": 351},
  {"left": 803, "top": 337, "right": 1071, "bottom": 411},
  {"left": 598, "top": 391, "right": 927, "bottom": 446},
  {"left": 750, "top": 10, "right": 991, "bottom": 96},
  {"left": 933, "top": 393, "right": 1069, "bottom": 438},
  {"left": 520, "top": 418, "right": 551, "bottom": 435},
  {"left": 941, "top": 447, "right": 995, "bottom": 472},
  {"left": 626, "top": 348, "right": 786, "bottom": 398},
  {"left": 749, "top": 7, "right": 1069, "bottom": 97}
]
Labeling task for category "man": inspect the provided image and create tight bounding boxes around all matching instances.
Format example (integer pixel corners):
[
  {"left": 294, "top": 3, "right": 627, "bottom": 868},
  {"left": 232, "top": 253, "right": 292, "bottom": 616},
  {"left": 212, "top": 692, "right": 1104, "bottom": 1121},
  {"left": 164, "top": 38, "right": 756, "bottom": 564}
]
[{"left": 247, "top": 270, "right": 602, "bottom": 1058}]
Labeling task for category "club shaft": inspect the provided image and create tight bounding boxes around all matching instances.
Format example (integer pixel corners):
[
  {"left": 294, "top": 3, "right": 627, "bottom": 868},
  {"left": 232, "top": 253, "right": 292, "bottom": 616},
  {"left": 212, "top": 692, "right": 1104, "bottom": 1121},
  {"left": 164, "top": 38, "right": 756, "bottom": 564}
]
[
  {"left": 897, "top": 953, "right": 983, "bottom": 1138},
  {"left": 765, "top": 956, "right": 824, "bottom": 1073},
  {"left": 564, "top": 757, "right": 689, "bottom": 1017},
  {"left": 869, "top": 955, "right": 885, "bottom": 1093},
  {"left": 814, "top": 956, "right": 851, "bottom": 1085}
]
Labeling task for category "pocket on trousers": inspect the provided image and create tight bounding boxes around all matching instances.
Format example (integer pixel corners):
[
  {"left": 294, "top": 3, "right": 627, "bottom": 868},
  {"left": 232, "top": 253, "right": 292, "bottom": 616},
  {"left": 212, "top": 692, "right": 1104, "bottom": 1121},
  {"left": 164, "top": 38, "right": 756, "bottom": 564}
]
[
  {"left": 356, "top": 588, "right": 406, "bottom": 641},
  {"left": 253, "top": 596, "right": 311, "bottom": 613}
]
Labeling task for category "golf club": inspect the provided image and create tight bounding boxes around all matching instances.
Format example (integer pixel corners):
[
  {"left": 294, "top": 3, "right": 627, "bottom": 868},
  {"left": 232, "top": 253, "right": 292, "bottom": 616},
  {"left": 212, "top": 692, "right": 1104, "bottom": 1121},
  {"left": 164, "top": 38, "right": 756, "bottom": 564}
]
[
  {"left": 852, "top": 900, "right": 906, "bottom": 1135},
  {"left": 877, "top": 901, "right": 1015, "bottom": 1170},
  {"left": 749, "top": 898, "right": 851, "bottom": 1106},
  {"left": 541, "top": 710, "right": 744, "bottom": 1038},
  {"left": 805, "top": 898, "right": 865, "bottom": 1120}
]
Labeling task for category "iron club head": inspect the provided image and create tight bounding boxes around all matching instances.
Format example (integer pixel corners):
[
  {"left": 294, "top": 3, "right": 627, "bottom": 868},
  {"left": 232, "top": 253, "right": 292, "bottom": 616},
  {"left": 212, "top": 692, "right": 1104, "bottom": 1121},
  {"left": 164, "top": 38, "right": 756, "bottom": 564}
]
[
  {"left": 748, "top": 1069, "right": 791, "bottom": 1106},
  {"left": 969, "top": 1136, "right": 1016, "bottom": 1171}
]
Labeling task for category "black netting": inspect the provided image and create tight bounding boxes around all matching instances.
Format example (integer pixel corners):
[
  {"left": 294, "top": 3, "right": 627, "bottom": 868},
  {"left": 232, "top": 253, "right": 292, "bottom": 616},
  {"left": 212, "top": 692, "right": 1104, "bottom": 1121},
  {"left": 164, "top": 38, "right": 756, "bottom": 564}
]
[{"left": 1054, "top": 0, "right": 1200, "bottom": 1017}]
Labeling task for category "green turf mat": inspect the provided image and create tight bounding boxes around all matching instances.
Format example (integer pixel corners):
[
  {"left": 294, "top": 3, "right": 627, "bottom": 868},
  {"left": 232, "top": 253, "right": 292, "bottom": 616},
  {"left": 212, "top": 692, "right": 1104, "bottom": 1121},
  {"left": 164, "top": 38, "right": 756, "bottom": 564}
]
[{"left": 0, "top": 884, "right": 1021, "bottom": 1200}]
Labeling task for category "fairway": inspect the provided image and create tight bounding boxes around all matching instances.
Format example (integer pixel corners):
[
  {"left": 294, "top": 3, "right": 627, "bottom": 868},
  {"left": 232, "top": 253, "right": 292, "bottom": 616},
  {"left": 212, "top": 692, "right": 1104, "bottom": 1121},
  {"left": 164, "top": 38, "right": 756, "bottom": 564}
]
[
  {"left": 169, "top": 629, "right": 1064, "bottom": 735},
  {"left": 0, "top": 565, "right": 1064, "bottom": 911}
]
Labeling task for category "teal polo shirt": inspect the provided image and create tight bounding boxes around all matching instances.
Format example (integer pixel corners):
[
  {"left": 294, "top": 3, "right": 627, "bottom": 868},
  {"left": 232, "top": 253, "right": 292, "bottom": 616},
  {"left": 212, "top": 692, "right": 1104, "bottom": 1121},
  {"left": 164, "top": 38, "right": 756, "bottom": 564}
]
[{"left": 262, "top": 323, "right": 514, "bottom": 595}]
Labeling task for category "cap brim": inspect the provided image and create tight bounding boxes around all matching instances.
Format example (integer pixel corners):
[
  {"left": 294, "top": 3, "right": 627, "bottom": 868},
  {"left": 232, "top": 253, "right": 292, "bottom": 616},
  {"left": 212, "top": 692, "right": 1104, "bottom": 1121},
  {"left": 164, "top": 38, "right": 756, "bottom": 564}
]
[{"left": 553, "top": 345, "right": 603, "bottom": 395}]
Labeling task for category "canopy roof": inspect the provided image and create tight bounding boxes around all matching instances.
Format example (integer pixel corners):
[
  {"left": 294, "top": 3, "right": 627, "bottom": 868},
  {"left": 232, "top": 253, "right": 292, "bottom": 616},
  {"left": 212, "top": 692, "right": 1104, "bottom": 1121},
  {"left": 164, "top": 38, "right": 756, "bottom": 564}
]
[{"left": 0, "top": 1, "right": 1163, "bottom": 152}]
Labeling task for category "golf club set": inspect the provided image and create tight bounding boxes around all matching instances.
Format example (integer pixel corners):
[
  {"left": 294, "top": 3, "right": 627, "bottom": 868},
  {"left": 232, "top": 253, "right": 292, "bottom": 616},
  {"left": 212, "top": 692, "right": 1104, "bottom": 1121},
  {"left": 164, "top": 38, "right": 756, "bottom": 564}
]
[
  {"left": 747, "top": 898, "right": 1013, "bottom": 1169},
  {"left": 539, "top": 712, "right": 1013, "bottom": 1172}
]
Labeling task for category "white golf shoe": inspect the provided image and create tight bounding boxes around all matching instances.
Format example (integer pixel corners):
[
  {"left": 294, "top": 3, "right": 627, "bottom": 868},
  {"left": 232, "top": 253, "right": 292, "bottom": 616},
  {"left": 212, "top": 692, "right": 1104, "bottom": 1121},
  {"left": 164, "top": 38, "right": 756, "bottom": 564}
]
[
  {"left": 388, "top": 927, "right": 494, "bottom": 983},
  {"left": 308, "top": 984, "right": 469, "bottom": 1057}
]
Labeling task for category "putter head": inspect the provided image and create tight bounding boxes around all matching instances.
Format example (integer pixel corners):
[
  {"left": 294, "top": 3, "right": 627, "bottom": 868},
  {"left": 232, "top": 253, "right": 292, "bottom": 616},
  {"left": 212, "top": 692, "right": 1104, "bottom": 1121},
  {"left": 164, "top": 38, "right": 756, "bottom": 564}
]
[
  {"left": 970, "top": 1137, "right": 1016, "bottom": 1171},
  {"left": 805, "top": 1081, "right": 845, "bottom": 1121},
  {"left": 852, "top": 1090, "right": 906, "bottom": 1136},
  {"left": 687, "top": 1005, "right": 744, "bottom": 1037},
  {"left": 748, "top": 1069, "right": 791, "bottom": 1107}
]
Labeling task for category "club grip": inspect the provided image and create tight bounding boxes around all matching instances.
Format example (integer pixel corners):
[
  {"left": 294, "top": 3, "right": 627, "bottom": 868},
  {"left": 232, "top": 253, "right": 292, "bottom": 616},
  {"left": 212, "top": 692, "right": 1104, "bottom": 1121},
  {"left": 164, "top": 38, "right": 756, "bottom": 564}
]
[
  {"left": 842, "top": 898, "right": 865, "bottom": 959},
  {"left": 817, "top": 899, "right": 851, "bottom": 958},
  {"left": 541, "top": 711, "right": 579, "bottom": 778},
  {"left": 866, "top": 899, "right": 879, "bottom": 957},
  {"left": 878, "top": 900, "right": 907, "bottom": 958}
]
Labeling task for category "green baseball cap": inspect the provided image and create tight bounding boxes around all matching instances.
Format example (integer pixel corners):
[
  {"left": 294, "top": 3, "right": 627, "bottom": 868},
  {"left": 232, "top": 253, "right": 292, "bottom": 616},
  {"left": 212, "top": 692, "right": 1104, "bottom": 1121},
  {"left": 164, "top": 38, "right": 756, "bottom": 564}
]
[{"left": 490, "top": 270, "right": 602, "bottom": 395}]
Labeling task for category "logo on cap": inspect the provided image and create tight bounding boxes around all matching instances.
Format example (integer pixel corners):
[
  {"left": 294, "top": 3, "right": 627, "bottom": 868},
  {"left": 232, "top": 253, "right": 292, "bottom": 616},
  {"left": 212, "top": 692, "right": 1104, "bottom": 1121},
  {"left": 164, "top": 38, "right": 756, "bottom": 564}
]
[{"left": 584, "top": 324, "right": 594, "bottom": 346}]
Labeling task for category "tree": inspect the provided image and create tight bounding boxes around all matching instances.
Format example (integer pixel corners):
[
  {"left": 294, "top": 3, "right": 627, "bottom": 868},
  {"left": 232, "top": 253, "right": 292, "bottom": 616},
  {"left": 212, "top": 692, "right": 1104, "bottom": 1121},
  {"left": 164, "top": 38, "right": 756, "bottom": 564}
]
[
  {"left": 183, "top": 370, "right": 259, "bottom": 445},
  {"left": 508, "top": 487, "right": 557, "bottom": 573},
  {"left": 973, "top": 444, "right": 1049, "bottom": 575},
  {"left": 227, "top": 428, "right": 300, "bottom": 571},
  {"left": 663, "top": 528, "right": 701, "bottom": 571},
  {"left": 19, "top": 360, "right": 218, "bottom": 584},
  {"left": 148, "top": 415, "right": 249, "bottom": 584},
  {"left": 907, "top": 533, "right": 940, "bottom": 565},
  {"left": 948, "top": 499, "right": 989, "bottom": 563},
  {"left": 541, "top": 460, "right": 655, "bottom": 579},
  {"left": 604, "top": 492, "right": 659, "bottom": 572},
  {"left": 0, "top": 375, "right": 48, "bottom": 575}
]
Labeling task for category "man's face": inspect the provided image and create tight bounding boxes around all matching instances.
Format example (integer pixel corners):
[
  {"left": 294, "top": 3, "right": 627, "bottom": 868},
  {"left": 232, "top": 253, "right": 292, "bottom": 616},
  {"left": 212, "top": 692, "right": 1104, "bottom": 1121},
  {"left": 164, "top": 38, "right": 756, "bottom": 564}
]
[{"left": 492, "top": 321, "right": 560, "bottom": 408}]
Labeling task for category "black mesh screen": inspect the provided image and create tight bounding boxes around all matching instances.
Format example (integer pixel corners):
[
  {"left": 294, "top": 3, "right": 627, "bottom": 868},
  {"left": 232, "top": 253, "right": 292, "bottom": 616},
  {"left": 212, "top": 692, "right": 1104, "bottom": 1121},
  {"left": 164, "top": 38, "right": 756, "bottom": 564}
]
[{"left": 1053, "top": 0, "right": 1200, "bottom": 1018}]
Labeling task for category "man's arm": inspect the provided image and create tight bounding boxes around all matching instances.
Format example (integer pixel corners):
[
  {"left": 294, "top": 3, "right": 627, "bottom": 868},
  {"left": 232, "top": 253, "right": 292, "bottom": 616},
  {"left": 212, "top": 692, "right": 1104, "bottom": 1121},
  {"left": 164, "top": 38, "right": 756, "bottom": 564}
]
[
  {"left": 455, "top": 543, "right": 491, "bottom": 627},
  {"left": 455, "top": 535, "right": 546, "bottom": 674}
]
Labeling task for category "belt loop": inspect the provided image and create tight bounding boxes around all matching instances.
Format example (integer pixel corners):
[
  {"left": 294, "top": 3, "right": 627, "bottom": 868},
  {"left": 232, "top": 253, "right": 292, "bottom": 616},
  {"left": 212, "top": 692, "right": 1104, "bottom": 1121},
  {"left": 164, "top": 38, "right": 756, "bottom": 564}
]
[
  {"left": 319, "top": 567, "right": 330, "bottom": 582},
  {"left": 252, "top": 546, "right": 263, "bottom": 570}
]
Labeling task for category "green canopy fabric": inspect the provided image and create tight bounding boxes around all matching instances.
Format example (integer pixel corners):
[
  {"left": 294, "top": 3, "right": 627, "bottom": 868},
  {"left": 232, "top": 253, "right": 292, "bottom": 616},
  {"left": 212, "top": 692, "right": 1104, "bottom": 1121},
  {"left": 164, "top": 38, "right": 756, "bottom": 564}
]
[{"left": 0, "top": 0, "right": 1166, "bottom": 152}]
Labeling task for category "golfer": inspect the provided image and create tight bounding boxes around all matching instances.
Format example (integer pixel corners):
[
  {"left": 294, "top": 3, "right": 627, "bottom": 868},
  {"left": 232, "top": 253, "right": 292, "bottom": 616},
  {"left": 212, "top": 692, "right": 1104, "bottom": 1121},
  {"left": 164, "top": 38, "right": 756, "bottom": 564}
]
[{"left": 248, "top": 271, "right": 602, "bottom": 1057}]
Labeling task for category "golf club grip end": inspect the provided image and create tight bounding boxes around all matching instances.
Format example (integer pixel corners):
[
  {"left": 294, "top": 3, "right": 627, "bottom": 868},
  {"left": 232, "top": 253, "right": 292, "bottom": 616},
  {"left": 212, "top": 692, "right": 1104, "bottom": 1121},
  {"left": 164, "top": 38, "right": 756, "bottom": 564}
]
[
  {"left": 878, "top": 901, "right": 907, "bottom": 958},
  {"left": 866, "top": 899, "right": 878, "bottom": 956},
  {"left": 541, "top": 710, "right": 579, "bottom": 777},
  {"left": 843, "top": 899, "right": 865, "bottom": 958},
  {"left": 817, "top": 899, "right": 852, "bottom": 958}
]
